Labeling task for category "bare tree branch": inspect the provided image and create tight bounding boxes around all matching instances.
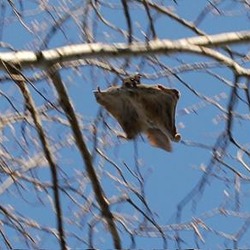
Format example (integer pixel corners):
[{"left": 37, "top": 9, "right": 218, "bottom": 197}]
[
  {"left": 48, "top": 68, "right": 121, "bottom": 249},
  {"left": 1, "top": 1, "right": 250, "bottom": 248},
  {"left": 0, "top": 30, "right": 250, "bottom": 74},
  {"left": 121, "top": 0, "right": 133, "bottom": 43},
  {"left": 2, "top": 63, "right": 67, "bottom": 250}
]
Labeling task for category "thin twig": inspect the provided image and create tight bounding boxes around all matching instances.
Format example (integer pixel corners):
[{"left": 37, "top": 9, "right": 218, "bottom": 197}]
[{"left": 121, "top": 0, "right": 133, "bottom": 43}]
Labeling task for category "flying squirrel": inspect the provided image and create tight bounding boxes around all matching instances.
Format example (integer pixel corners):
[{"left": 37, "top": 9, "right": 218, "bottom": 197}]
[{"left": 94, "top": 75, "right": 181, "bottom": 152}]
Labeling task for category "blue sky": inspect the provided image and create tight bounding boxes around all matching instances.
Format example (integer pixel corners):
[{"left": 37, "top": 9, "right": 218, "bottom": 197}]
[{"left": 1, "top": 0, "right": 250, "bottom": 249}]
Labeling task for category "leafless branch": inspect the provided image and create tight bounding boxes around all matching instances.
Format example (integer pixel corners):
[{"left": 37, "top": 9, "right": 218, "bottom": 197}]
[
  {"left": 0, "top": 31, "right": 250, "bottom": 75},
  {"left": 2, "top": 63, "right": 67, "bottom": 250},
  {"left": 48, "top": 67, "right": 121, "bottom": 249}
]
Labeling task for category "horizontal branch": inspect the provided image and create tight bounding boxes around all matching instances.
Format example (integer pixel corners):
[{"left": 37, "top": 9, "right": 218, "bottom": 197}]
[{"left": 1, "top": 30, "right": 250, "bottom": 74}]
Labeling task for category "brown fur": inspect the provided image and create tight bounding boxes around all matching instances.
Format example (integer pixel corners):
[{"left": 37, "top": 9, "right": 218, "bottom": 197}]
[{"left": 94, "top": 84, "right": 181, "bottom": 152}]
